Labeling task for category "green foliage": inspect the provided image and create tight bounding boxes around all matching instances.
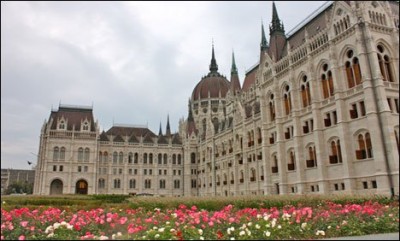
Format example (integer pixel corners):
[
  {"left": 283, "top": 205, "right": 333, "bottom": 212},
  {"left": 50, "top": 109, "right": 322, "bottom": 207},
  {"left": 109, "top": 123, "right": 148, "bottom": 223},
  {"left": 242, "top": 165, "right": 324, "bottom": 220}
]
[
  {"left": 4, "top": 181, "right": 33, "bottom": 194},
  {"left": 90, "top": 194, "right": 130, "bottom": 203}
]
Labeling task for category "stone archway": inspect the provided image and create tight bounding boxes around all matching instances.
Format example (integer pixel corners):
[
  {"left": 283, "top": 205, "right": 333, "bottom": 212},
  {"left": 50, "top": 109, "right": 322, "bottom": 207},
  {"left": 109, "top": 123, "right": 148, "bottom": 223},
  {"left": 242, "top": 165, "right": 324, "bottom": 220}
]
[
  {"left": 50, "top": 179, "right": 63, "bottom": 195},
  {"left": 75, "top": 179, "right": 88, "bottom": 194}
]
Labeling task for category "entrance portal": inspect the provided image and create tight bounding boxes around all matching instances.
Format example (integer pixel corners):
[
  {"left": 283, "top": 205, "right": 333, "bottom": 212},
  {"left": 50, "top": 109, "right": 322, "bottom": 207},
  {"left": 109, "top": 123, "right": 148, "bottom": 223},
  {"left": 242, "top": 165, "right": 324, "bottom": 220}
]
[{"left": 75, "top": 179, "right": 88, "bottom": 194}]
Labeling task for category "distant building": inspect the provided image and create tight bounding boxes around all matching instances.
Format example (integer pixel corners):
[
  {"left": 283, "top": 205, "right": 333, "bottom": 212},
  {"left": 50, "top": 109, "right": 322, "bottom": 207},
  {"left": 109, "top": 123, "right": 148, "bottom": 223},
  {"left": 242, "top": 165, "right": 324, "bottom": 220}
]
[
  {"left": 1, "top": 169, "right": 35, "bottom": 194},
  {"left": 34, "top": 1, "right": 399, "bottom": 197}
]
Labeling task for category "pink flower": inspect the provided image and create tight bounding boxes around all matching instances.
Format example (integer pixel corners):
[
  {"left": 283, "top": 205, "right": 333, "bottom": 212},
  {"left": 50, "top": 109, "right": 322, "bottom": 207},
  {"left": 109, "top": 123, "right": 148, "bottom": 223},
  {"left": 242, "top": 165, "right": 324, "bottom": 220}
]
[
  {"left": 20, "top": 221, "right": 28, "bottom": 228},
  {"left": 18, "top": 235, "right": 25, "bottom": 240},
  {"left": 119, "top": 217, "right": 128, "bottom": 225}
]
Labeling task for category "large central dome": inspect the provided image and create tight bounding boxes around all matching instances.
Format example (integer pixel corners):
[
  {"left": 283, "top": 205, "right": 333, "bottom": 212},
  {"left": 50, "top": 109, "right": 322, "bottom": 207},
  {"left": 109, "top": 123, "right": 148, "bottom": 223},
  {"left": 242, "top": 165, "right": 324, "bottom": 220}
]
[{"left": 191, "top": 45, "right": 230, "bottom": 101}]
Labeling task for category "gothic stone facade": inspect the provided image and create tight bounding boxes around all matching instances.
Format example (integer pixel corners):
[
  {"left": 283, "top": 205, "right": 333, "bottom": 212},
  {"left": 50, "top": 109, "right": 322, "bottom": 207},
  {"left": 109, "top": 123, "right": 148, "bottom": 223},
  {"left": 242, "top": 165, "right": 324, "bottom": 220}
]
[{"left": 34, "top": 1, "right": 399, "bottom": 197}]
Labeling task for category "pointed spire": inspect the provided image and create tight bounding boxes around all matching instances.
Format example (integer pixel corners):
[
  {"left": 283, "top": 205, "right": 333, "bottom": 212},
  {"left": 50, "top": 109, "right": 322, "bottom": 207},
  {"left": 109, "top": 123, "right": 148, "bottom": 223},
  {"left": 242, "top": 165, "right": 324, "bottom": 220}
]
[
  {"left": 166, "top": 114, "right": 171, "bottom": 136},
  {"left": 230, "top": 50, "right": 241, "bottom": 95},
  {"left": 231, "top": 51, "right": 238, "bottom": 75},
  {"left": 158, "top": 122, "right": 163, "bottom": 136},
  {"left": 209, "top": 41, "right": 218, "bottom": 72},
  {"left": 270, "top": 1, "right": 285, "bottom": 34},
  {"left": 261, "top": 22, "right": 268, "bottom": 51},
  {"left": 188, "top": 99, "right": 194, "bottom": 121}
]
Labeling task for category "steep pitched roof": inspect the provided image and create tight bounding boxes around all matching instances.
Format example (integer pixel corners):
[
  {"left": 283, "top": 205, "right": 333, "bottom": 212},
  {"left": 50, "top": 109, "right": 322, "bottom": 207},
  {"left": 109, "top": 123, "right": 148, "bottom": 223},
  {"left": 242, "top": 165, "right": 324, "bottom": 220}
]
[{"left": 49, "top": 105, "right": 95, "bottom": 131}]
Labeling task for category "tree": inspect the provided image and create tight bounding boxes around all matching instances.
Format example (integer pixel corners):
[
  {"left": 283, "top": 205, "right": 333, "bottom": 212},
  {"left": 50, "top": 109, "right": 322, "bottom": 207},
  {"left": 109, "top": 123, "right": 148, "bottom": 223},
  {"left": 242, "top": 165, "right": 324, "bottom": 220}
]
[{"left": 4, "top": 181, "right": 33, "bottom": 194}]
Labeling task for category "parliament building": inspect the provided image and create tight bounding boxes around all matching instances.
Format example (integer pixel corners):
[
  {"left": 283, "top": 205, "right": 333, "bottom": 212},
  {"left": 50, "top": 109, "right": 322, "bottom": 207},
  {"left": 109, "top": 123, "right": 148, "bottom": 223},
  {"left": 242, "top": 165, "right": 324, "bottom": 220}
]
[{"left": 34, "top": 1, "right": 399, "bottom": 197}]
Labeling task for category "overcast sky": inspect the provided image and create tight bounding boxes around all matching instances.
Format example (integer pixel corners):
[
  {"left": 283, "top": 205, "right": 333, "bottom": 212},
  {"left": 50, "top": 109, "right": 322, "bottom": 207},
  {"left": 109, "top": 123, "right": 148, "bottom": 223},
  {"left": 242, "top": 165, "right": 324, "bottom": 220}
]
[{"left": 1, "top": 1, "right": 327, "bottom": 170}]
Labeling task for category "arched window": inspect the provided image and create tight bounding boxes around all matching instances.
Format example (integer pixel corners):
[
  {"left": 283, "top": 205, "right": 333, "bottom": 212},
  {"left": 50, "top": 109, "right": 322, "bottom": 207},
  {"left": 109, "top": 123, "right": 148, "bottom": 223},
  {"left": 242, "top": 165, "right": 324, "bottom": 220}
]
[
  {"left": 114, "top": 179, "right": 121, "bottom": 189},
  {"left": 84, "top": 148, "right": 90, "bottom": 162},
  {"left": 103, "top": 152, "right": 108, "bottom": 163},
  {"left": 60, "top": 147, "right": 65, "bottom": 160},
  {"left": 330, "top": 139, "right": 343, "bottom": 164},
  {"left": 144, "top": 179, "right": 151, "bottom": 189},
  {"left": 158, "top": 153, "right": 162, "bottom": 164},
  {"left": 53, "top": 147, "right": 60, "bottom": 161},
  {"left": 283, "top": 85, "right": 292, "bottom": 115},
  {"left": 128, "top": 152, "right": 133, "bottom": 164},
  {"left": 345, "top": 49, "right": 362, "bottom": 88},
  {"left": 301, "top": 75, "right": 311, "bottom": 107},
  {"left": 250, "top": 168, "right": 256, "bottom": 182},
  {"left": 356, "top": 132, "right": 373, "bottom": 159},
  {"left": 240, "top": 171, "right": 244, "bottom": 183},
  {"left": 288, "top": 150, "right": 296, "bottom": 170},
  {"left": 272, "top": 154, "right": 279, "bottom": 173},
  {"left": 172, "top": 154, "right": 177, "bottom": 164},
  {"left": 129, "top": 179, "right": 136, "bottom": 189},
  {"left": 98, "top": 178, "right": 105, "bottom": 189},
  {"left": 321, "top": 63, "right": 334, "bottom": 99},
  {"left": 269, "top": 94, "right": 276, "bottom": 121},
  {"left": 78, "top": 148, "right": 84, "bottom": 161},
  {"left": 159, "top": 179, "right": 166, "bottom": 189},
  {"left": 230, "top": 172, "right": 234, "bottom": 184},
  {"left": 163, "top": 154, "right": 168, "bottom": 164},
  {"left": 118, "top": 152, "right": 123, "bottom": 164},
  {"left": 191, "top": 153, "right": 196, "bottom": 164},
  {"left": 134, "top": 153, "right": 138, "bottom": 164},
  {"left": 149, "top": 153, "right": 153, "bottom": 164},
  {"left": 143, "top": 153, "right": 148, "bottom": 164},
  {"left": 306, "top": 146, "right": 317, "bottom": 168},
  {"left": 178, "top": 154, "right": 182, "bottom": 165},
  {"left": 113, "top": 152, "right": 118, "bottom": 164},
  {"left": 377, "top": 44, "right": 395, "bottom": 82}
]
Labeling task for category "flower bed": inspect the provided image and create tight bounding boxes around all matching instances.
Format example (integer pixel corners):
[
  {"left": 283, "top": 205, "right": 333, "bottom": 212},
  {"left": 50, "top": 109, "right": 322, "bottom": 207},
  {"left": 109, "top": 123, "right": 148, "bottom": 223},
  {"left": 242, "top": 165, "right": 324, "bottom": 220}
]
[{"left": 1, "top": 199, "right": 398, "bottom": 240}]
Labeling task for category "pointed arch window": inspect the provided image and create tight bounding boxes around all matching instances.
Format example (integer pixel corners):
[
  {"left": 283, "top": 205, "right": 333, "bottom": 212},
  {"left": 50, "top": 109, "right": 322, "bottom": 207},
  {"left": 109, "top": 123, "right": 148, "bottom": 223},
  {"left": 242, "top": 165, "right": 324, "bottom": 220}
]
[
  {"left": 58, "top": 120, "right": 66, "bottom": 130},
  {"left": 356, "top": 132, "right": 373, "bottom": 159},
  {"left": 103, "top": 152, "right": 108, "bottom": 163},
  {"left": 288, "top": 150, "right": 296, "bottom": 171},
  {"left": 113, "top": 152, "right": 118, "bottom": 164},
  {"left": 377, "top": 44, "right": 395, "bottom": 82},
  {"left": 250, "top": 168, "right": 256, "bottom": 182},
  {"left": 269, "top": 94, "right": 276, "bottom": 121},
  {"left": 118, "top": 152, "right": 123, "bottom": 164},
  {"left": 283, "top": 85, "right": 292, "bottom": 115},
  {"left": 113, "top": 179, "right": 121, "bottom": 189},
  {"left": 129, "top": 179, "right": 136, "bottom": 189},
  {"left": 301, "top": 75, "right": 311, "bottom": 107},
  {"left": 98, "top": 178, "right": 105, "bottom": 189},
  {"left": 345, "top": 50, "right": 362, "bottom": 88},
  {"left": 78, "top": 148, "right": 84, "bottom": 162},
  {"left": 239, "top": 171, "right": 244, "bottom": 183},
  {"left": 60, "top": 147, "right": 66, "bottom": 160},
  {"left": 159, "top": 179, "right": 166, "bottom": 189},
  {"left": 321, "top": 63, "right": 334, "bottom": 99},
  {"left": 306, "top": 145, "right": 317, "bottom": 168},
  {"left": 84, "top": 148, "right": 90, "bottom": 162},
  {"left": 53, "top": 147, "right": 60, "bottom": 161},
  {"left": 272, "top": 154, "right": 279, "bottom": 173},
  {"left": 329, "top": 139, "right": 343, "bottom": 164}
]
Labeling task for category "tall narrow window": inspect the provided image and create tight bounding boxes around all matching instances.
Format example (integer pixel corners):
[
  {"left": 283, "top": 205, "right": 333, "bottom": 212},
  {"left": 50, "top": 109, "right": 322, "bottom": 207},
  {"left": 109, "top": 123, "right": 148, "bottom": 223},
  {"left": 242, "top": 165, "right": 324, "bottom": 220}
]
[
  {"left": 321, "top": 63, "right": 334, "bottom": 99},
  {"left": 356, "top": 133, "right": 373, "bottom": 159},
  {"left": 113, "top": 152, "right": 118, "bottom": 164},
  {"left": 283, "top": 85, "right": 292, "bottom": 115},
  {"left": 78, "top": 148, "right": 84, "bottom": 162},
  {"left": 53, "top": 147, "right": 60, "bottom": 161},
  {"left": 269, "top": 94, "right": 276, "bottom": 121},
  {"left": 301, "top": 76, "right": 311, "bottom": 107},
  {"left": 345, "top": 50, "right": 362, "bottom": 88},
  {"left": 84, "top": 148, "right": 90, "bottom": 162},
  {"left": 60, "top": 147, "right": 65, "bottom": 160},
  {"left": 377, "top": 44, "right": 395, "bottom": 82}
]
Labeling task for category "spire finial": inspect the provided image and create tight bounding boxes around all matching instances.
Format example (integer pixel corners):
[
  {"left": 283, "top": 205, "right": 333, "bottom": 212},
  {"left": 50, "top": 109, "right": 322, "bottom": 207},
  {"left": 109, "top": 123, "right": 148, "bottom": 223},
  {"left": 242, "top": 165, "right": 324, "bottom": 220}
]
[
  {"left": 270, "top": 1, "right": 285, "bottom": 34},
  {"left": 231, "top": 50, "right": 238, "bottom": 75},
  {"left": 158, "top": 122, "right": 163, "bottom": 136},
  {"left": 209, "top": 40, "right": 218, "bottom": 72},
  {"left": 261, "top": 21, "right": 268, "bottom": 51},
  {"left": 166, "top": 114, "right": 171, "bottom": 136}
]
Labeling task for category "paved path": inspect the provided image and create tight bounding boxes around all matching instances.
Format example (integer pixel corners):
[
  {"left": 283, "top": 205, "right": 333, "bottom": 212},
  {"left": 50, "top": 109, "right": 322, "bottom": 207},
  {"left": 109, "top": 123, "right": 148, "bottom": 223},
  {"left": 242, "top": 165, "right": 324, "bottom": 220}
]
[{"left": 322, "top": 232, "right": 399, "bottom": 240}]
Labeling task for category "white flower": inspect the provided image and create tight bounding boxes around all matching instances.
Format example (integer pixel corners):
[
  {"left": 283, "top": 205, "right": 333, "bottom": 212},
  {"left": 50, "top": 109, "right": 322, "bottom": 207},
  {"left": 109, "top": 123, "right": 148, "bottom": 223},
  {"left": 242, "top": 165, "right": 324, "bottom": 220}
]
[
  {"left": 263, "top": 214, "right": 271, "bottom": 221},
  {"left": 264, "top": 231, "right": 271, "bottom": 237},
  {"left": 170, "top": 228, "right": 176, "bottom": 233},
  {"left": 99, "top": 236, "right": 109, "bottom": 240},
  {"left": 198, "top": 229, "right": 203, "bottom": 235},
  {"left": 282, "top": 213, "right": 291, "bottom": 220},
  {"left": 271, "top": 219, "right": 277, "bottom": 228},
  {"left": 2, "top": 201, "right": 6, "bottom": 204},
  {"left": 116, "top": 232, "right": 122, "bottom": 237},
  {"left": 60, "top": 221, "right": 67, "bottom": 227},
  {"left": 200, "top": 237, "right": 204, "bottom": 240},
  {"left": 257, "top": 214, "right": 262, "bottom": 219},
  {"left": 301, "top": 222, "right": 307, "bottom": 230},
  {"left": 246, "top": 229, "right": 251, "bottom": 236},
  {"left": 171, "top": 213, "right": 177, "bottom": 218},
  {"left": 155, "top": 234, "right": 160, "bottom": 239},
  {"left": 53, "top": 222, "right": 61, "bottom": 229},
  {"left": 66, "top": 224, "right": 73, "bottom": 230},
  {"left": 158, "top": 228, "right": 165, "bottom": 233},
  {"left": 153, "top": 226, "right": 158, "bottom": 230},
  {"left": 316, "top": 230, "right": 326, "bottom": 236},
  {"left": 47, "top": 233, "right": 54, "bottom": 238},
  {"left": 166, "top": 221, "right": 170, "bottom": 225},
  {"left": 45, "top": 226, "right": 54, "bottom": 234},
  {"left": 154, "top": 208, "right": 160, "bottom": 212},
  {"left": 277, "top": 225, "right": 282, "bottom": 229},
  {"left": 247, "top": 222, "right": 252, "bottom": 227},
  {"left": 255, "top": 224, "right": 260, "bottom": 229},
  {"left": 239, "top": 231, "right": 246, "bottom": 236},
  {"left": 327, "top": 226, "right": 331, "bottom": 229},
  {"left": 230, "top": 238, "right": 235, "bottom": 240}
]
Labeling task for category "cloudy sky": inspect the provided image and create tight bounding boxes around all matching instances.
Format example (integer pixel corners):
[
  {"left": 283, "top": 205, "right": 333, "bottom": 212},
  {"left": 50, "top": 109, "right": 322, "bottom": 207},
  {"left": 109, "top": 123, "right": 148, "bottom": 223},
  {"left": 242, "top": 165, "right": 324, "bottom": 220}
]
[{"left": 1, "top": 1, "right": 327, "bottom": 170}]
